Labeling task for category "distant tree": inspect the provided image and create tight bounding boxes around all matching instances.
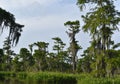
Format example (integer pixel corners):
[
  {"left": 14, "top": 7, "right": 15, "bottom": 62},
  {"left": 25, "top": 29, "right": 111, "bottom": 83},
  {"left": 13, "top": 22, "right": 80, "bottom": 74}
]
[
  {"left": 0, "top": 49, "right": 4, "bottom": 71},
  {"left": 12, "top": 54, "right": 22, "bottom": 72},
  {"left": 77, "top": 48, "right": 93, "bottom": 73},
  {"left": 52, "top": 37, "right": 69, "bottom": 72},
  {"left": 64, "top": 20, "right": 82, "bottom": 73},
  {"left": 19, "top": 48, "right": 34, "bottom": 71},
  {"left": 33, "top": 42, "right": 49, "bottom": 71},
  {"left": 106, "top": 49, "right": 120, "bottom": 77},
  {"left": 45, "top": 52, "right": 55, "bottom": 71},
  {"left": 3, "top": 37, "right": 14, "bottom": 71},
  {"left": 0, "top": 49, "right": 4, "bottom": 64},
  {"left": 52, "top": 37, "right": 66, "bottom": 54}
]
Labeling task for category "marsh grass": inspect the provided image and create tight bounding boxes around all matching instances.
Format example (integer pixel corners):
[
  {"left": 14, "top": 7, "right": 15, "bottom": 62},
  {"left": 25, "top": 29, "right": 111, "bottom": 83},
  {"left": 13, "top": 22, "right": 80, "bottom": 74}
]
[
  {"left": 0, "top": 72, "right": 77, "bottom": 84},
  {"left": 1, "top": 72, "right": 120, "bottom": 84},
  {"left": 26, "top": 72, "right": 77, "bottom": 84},
  {"left": 76, "top": 73, "right": 120, "bottom": 84}
]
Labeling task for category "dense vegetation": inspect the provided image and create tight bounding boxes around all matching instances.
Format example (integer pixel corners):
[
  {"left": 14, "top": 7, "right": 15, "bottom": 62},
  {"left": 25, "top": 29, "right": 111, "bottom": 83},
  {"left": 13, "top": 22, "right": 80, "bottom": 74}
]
[
  {"left": 0, "top": 72, "right": 77, "bottom": 84},
  {"left": 1, "top": 0, "right": 120, "bottom": 83},
  {"left": 1, "top": 72, "right": 120, "bottom": 84}
]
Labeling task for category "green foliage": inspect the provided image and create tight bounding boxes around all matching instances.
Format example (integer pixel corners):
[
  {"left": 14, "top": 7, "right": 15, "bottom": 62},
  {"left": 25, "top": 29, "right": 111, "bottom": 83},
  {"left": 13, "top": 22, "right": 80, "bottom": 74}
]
[
  {"left": 2, "top": 72, "right": 120, "bottom": 84},
  {"left": 27, "top": 72, "right": 77, "bottom": 84},
  {"left": 51, "top": 37, "right": 72, "bottom": 72},
  {"left": 77, "top": 0, "right": 120, "bottom": 77},
  {"left": 75, "top": 73, "right": 120, "bottom": 84},
  {"left": 64, "top": 20, "right": 80, "bottom": 35},
  {"left": 1, "top": 0, "right": 120, "bottom": 79},
  {"left": 112, "top": 43, "right": 120, "bottom": 49},
  {"left": 52, "top": 37, "right": 66, "bottom": 53},
  {"left": 64, "top": 20, "right": 81, "bottom": 72},
  {"left": 0, "top": 72, "right": 77, "bottom": 84},
  {"left": 18, "top": 48, "right": 34, "bottom": 71},
  {"left": 17, "top": 72, "right": 27, "bottom": 79},
  {"left": 30, "top": 41, "right": 49, "bottom": 71}
]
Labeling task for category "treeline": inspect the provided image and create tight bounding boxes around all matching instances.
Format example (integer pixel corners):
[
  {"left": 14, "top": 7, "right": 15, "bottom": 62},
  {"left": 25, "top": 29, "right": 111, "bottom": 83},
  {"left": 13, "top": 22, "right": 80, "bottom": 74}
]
[
  {"left": 0, "top": 20, "right": 81, "bottom": 73},
  {"left": 0, "top": 72, "right": 77, "bottom": 84},
  {"left": 0, "top": 0, "right": 120, "bottom": 78}
]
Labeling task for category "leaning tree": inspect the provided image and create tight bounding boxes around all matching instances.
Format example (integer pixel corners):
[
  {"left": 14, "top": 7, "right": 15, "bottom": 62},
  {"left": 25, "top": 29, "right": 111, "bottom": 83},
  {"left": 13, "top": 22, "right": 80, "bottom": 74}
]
[{"left": 0, "top": 8, "right": 24, "bottom": 46}]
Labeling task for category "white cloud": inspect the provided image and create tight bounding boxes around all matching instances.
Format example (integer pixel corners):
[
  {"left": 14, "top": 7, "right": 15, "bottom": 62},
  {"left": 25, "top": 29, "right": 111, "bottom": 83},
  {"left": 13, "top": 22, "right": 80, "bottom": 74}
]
[
  {"left": 0, "top": 0, "right": 59, "bottom": 9},
  {"left": 17, "top": 3, "right": 80, "bottom": 32},
  {"left": 0, "top": 0, "right": 84, "bottom": 55}
]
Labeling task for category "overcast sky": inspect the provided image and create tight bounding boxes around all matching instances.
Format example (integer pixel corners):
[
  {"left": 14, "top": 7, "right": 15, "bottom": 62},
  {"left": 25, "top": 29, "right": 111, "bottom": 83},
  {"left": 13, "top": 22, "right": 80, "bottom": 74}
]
[{"left": 0, "top": 0, "right": 120, "bottom": 57}]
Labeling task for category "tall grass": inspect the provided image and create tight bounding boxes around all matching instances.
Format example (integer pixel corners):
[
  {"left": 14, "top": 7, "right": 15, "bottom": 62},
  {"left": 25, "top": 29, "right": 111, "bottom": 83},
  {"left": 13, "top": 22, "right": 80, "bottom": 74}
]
[
  {"left": 1, "top": 71, "right": 120, "bottom": 84},
  {"left": 77, "top": 73, "right": 120, "bottom": 84},
  {"left": 0, "top": 71, "right": 77, "bottom": 84},
  {"left": 27, "top": 72, "right": 77, "bottom": 84}
]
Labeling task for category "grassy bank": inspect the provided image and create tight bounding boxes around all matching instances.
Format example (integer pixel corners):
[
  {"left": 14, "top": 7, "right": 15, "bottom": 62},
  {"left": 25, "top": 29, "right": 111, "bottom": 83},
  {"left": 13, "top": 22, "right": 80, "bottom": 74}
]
[
  {"left": 1, "top": 72, "right": 120, "bottom": 84},
  {"left": 76, "top": 73, "right": 120, "bottom": 84},
  {"left": 0, "top": 72, "right": 77, "bottom": 84}
]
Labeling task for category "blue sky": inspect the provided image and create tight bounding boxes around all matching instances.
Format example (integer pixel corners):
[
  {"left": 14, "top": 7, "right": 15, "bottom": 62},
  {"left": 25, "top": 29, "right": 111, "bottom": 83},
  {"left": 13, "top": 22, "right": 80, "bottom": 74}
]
[{"left": 0, "top": 0, "right": 120, "bottom": 57}]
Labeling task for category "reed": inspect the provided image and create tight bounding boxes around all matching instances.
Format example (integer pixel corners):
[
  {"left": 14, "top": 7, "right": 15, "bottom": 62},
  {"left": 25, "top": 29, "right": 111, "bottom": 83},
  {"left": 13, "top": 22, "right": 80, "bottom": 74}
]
[{"left": 0, "top": 71, "right": 77, "bottom": 84}]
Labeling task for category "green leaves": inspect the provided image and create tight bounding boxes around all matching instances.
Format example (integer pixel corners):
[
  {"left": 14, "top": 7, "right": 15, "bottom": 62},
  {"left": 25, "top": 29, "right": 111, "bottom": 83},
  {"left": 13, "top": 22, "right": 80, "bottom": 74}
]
[
  {"left": 52, "top": 37, "right": 66, "bottom": 52},
  {"left": 112, "top": 43, "right": 120, "bottom": 49},
  {"left": 64, "top": 20, "right": 81, "bottom": 72},
  {"left": 77, "top": 0, "right": 120, "bottom": 77},
  {"left": 64, "top": 20, "right": 80, "bottom": 34}
]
